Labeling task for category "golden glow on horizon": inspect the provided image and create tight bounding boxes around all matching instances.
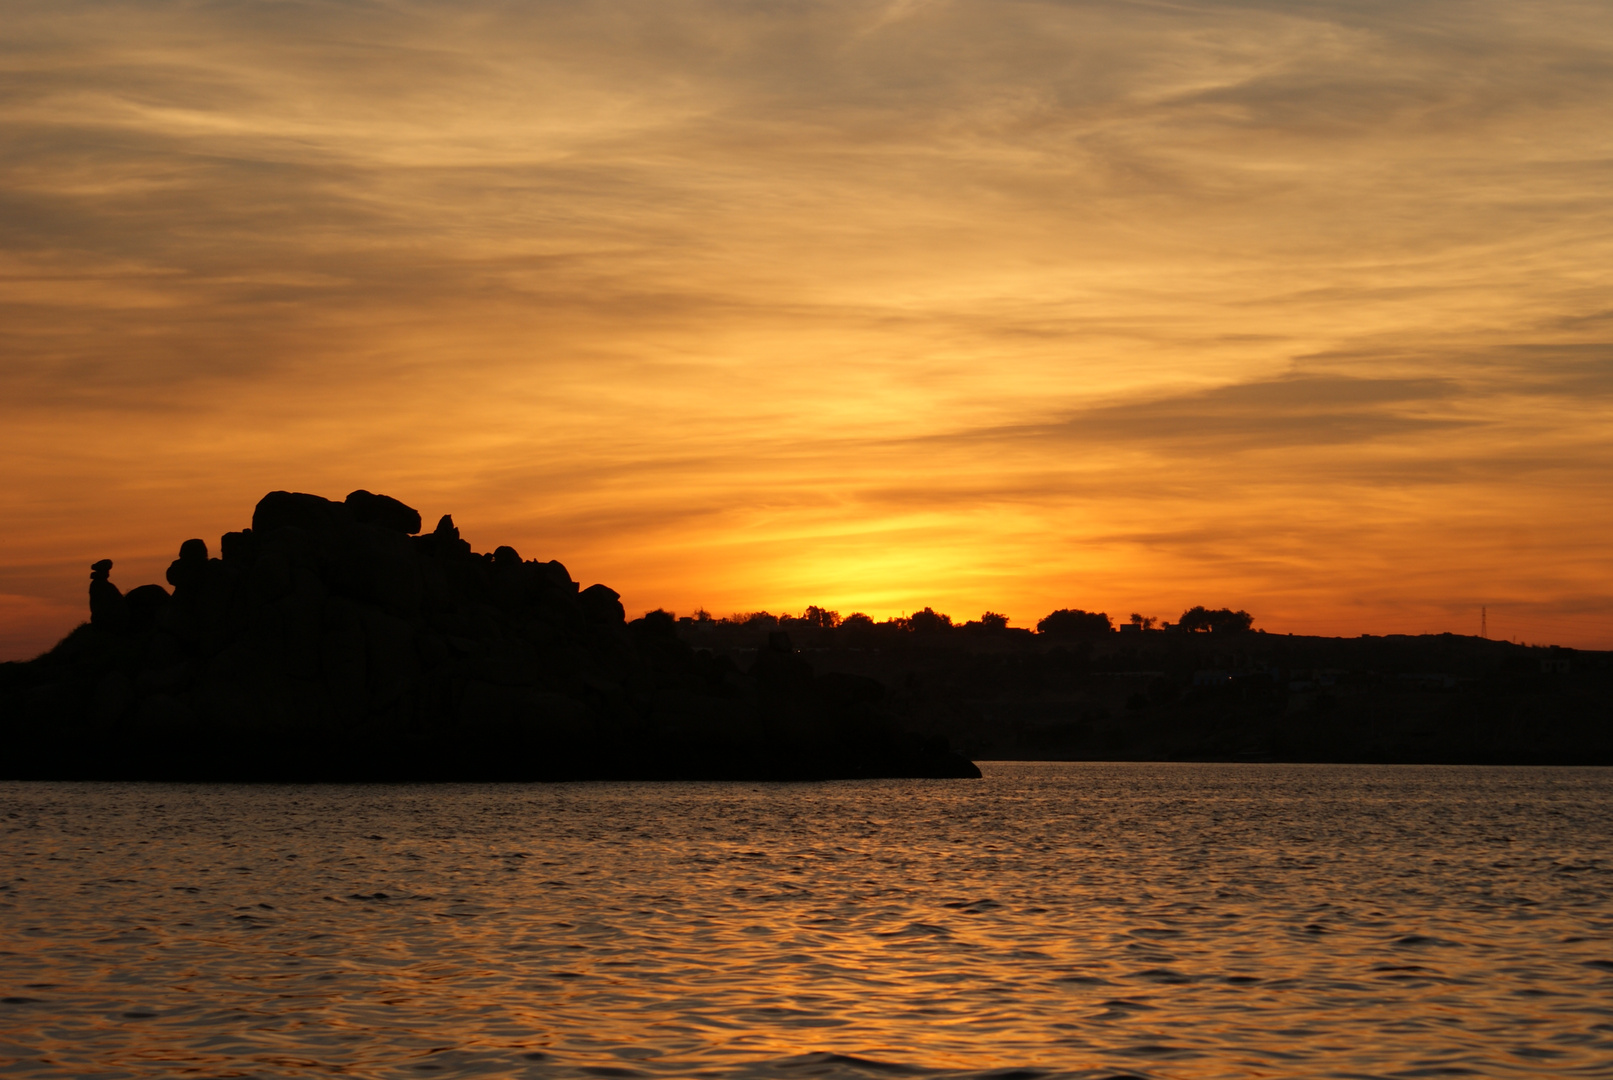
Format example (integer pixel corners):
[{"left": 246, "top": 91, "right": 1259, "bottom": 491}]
[{"left": 2, "top": 0, "right": 1612, "bottom": 657}]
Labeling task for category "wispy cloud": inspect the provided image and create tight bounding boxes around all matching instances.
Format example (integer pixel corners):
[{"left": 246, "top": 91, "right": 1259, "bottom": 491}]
[{"left": 1, "top": 0, "right": 1611, "bottom": 655}]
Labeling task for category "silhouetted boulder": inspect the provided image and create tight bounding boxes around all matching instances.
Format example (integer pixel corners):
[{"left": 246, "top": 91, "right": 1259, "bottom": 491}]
[
  {"left": 579, "top": 583, "right": 625, "bottom": 626},
  {"left": 346, "top": 490, "right": 422, "bottom": 535},
  {"left": 252, "top": 491, "right": 349, "bottom": 536},
  {"left": 421, "top": 513, "right": 470, "bottom": 557},
  {"left": 88, "top": 560, "right": 127, "bottom": 633},
  {"left": 165, "top": 539, "right": 210, "bottom": 596},
  {"left": 124, "top": 584, "right": 170, "bottom": 634},
  {"left": 220, "top": 530, "right": 255, "bottom": 565}
]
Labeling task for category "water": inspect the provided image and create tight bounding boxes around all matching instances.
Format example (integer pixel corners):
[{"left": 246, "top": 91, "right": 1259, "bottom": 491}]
[{"left": 2, "top": 764, "right": 1611, "bottom": 1080}]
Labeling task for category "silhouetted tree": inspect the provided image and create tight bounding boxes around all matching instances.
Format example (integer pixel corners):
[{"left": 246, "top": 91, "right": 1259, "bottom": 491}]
[
  {"left": 841, "top": 612, "right": 875, "bottom": 630},
  {"left": 727, "top": 611, "right": 779, "bottom": 630},
  {"left": 1178, "top": 606, "right": 1253, "bottom": 633},
  {"left": 1129, "top": 613, "right": 1157, "bottom": 630},
  {"left": 909, "top": 607, "right": 952, "bottom": 633},
  {"left": 636, "top": 609, "right": 677, "bottom": 638},
  {"left": 802, "top": 605, "right": 840, "bottom": 629},
  {"left": 977, "top": 612, "right": 1009, "bottom": 630},
  {"left": 1036, "top": 608, "right": 1114, "bottom": 636}
]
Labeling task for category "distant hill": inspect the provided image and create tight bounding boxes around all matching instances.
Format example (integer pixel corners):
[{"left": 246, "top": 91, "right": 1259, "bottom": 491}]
[
  {"left": 675, "top": 619, "right": 1613, "bottom": 765},
  {"left": 0, "top": 491, "right": 977, "bottom": 781}
]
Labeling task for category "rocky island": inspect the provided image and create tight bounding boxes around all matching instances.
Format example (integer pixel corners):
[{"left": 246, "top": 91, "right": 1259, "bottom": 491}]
[{"left": 0, "top": 491, "right": 980, "bottom": 781}]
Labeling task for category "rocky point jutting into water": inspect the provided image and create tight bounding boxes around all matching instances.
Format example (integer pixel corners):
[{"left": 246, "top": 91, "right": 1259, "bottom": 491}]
[{"left": 0, "top": 491, "right": 979, "bottom": 781}]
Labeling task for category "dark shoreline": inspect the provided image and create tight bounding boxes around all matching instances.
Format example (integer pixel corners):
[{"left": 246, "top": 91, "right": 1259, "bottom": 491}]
[
  {"left": 675, "top": 620, "right": 1613, "bottom": 768},
  {"left": 2, "top": 488, "right": 1605, "bottom": 779}
]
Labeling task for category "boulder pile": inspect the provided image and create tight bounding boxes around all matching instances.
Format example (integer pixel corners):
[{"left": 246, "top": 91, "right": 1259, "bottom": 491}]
[{"left": 0, "top": 490, "right": 979, "bottom": 781}]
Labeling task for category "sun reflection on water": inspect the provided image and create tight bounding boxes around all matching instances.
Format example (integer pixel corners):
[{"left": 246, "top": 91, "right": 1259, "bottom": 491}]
[{"left": 1, "top": 764, "right": 1611, "bottom": 1078}]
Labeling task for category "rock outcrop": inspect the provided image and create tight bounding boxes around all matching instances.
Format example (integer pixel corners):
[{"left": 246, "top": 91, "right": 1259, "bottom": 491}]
[{"left": 0, "top": 491, "right": 979, "bottom": 781}]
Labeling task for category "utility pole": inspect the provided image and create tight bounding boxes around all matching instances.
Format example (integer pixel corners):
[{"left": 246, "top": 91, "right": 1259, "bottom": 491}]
[{"left": 1481, "top": 605, "right": 1487, "bottom": 639}]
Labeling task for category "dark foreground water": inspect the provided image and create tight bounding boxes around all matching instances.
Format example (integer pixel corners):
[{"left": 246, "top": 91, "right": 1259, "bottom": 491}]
[{"left": 2, "top": 765, "right": 1611, "bottom": 1080}]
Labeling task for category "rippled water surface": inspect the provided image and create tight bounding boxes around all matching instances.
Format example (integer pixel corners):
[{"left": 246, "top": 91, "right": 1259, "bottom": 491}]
[{"left": 3, "top": 764, "right": 1613, "bottom": 1079}]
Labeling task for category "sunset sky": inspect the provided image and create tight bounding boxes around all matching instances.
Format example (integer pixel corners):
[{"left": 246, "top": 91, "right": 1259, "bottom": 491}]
[{"left": 3, "top": 0, "right": 1611, "bottom": 658}]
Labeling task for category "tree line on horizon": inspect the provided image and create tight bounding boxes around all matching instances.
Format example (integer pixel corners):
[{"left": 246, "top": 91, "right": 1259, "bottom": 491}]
[{"left": 669, "top": 604, "right": 1255, "bottom": 637}]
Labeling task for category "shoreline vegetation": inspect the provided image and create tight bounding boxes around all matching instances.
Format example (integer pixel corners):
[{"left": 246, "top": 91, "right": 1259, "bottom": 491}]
[
  {"left": 675, "top": 609, "right": 1612, "bottom": 766},
  {"left": 1, "top": 489, "right": 1608, "bottom": 778}
]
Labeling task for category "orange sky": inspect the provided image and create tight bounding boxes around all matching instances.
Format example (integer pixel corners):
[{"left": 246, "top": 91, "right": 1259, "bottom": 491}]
[{"left": 3, "top": 0, "right": 1612, "bottom": 659}]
